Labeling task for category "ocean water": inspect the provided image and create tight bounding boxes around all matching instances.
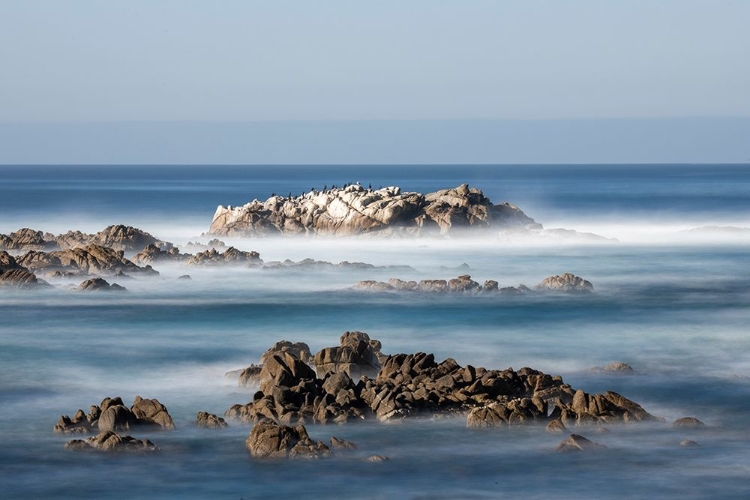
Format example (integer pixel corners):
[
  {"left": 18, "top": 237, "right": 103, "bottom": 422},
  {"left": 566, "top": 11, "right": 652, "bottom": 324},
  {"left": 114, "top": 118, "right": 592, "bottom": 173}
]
[{"left": 1, "top": 164, "right": 750, "bottom": 499}]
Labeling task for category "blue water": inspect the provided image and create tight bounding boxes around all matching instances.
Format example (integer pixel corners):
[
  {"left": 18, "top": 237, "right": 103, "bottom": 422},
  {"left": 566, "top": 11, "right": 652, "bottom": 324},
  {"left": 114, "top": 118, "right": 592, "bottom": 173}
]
[{"left": 1, "top": 164, "right": 750, "bottom": 499}]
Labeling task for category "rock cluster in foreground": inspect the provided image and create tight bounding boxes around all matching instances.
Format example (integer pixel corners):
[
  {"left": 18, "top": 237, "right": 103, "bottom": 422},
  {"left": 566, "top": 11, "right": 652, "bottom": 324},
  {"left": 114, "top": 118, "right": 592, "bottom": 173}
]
[
  {"left": 0, "top": 225, "right": 165, "bottom": 252},
  {"left": 354, "top": 273, "right": 593, "bottom": 295},
  {"left": 226, "top": 332, "right": 654, "bottom": 428},
  {"left": 209, "top": 184, "right": 541, "bottom": 237}
]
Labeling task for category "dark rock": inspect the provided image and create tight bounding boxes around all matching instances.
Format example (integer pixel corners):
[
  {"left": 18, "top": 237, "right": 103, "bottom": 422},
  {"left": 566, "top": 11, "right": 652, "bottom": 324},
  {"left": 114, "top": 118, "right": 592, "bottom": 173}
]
[
  {"left": 55, "top": 396, "right": 175, "bottom": 435},
  {"left": 65, "top": 431, "right": 157, "bottom": 452},
  {"left": 178, "top": 275, "right": 191, "bottom": 280},
  {"left": 546, "top": 419, "right": 567, "bottom": 433},
  {"left": 260, "top": 341, "right": 313, "bottom": 365},
  {"left": 556, "top": 434, "right": 606, "bottom": 452},
  {"left": 77, "top": 278, "right": 127, "bottom": 292},
  {"left": 680, "top": 439, "right": 699, "bottom": 447},
  {"left": 245, "top": 419, "right": 330, "bottom": 459},
  {"left": 197, "top": 411, "right": 228, "bottom": 429},
  {"left": 330, "top": 436, "right": 358, "bottom": 450},
  {"left": 314, "top": 331, "right": 383, "bottom": 379}
]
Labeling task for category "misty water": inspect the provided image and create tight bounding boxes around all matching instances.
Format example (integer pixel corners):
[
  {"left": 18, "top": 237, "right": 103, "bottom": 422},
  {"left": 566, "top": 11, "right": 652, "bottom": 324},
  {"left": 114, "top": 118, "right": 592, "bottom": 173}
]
[{"left": 2, "top": 165, "right": 750, "bottom": 499}]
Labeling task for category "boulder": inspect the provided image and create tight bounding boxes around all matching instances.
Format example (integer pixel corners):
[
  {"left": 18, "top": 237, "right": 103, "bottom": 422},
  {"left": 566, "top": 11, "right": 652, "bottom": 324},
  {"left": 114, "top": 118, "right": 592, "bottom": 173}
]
[
  {"left": 314, "top": 331, "right": 382, "bottom": 379},
  {"left": 18, "top": 244, "right": 158, "bottom": 276},
  {"left": 77, "top": 278, "right": 127, "bottom": 292},
  {"left": 186, "top": 247, "right": 262, "bottom": 266},
  {"left": 536, "top": 273, "right": 594, "bottom": 293},
  {"left": 54, "top": 396, "right": 175, "bottom": 434},
  {"left": 259, "top": 352, "right": 317, "bottom": 395},
  {"left": 673, "top": 417, "right": 705, "bottom": 428},
  {"left": 196, "top": 411, "right": 228, "bottom": 429},
  {"left": 245, "top": 419, "right": 330, "bottom": 459},
  {"left": 260, "top": 341, "right": 313, "bottom": 365},
  {"left": 330, "top": 436, "right": 358, "bottom": 450},
  {"left": 447, "top": 275, "right": 481, "bottom": 293},
  {"left": 65, "top": 431, "right": 157, "bottom": 453},
  {"left": 0, "top": 267, "right": 48, "bottom": 289},
  {"left": 131, "top": 244, "right": 188, "bottom": 265},
  {"left": 556, "top": 434, "right": 606, "bottom": 452}
]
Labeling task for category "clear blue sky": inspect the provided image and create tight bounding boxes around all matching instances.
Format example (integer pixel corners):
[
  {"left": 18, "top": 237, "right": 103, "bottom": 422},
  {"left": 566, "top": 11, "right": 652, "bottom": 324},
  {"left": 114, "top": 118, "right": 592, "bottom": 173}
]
[{"left": 0, "top": 1, "right": 748, "bottom": 163}]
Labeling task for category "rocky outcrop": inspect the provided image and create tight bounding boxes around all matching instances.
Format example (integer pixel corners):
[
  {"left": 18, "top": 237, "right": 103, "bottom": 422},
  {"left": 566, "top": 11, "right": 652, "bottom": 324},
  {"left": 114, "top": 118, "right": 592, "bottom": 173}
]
[
  {"left": 186, "top": 247, "right": 261, "bottom": 266},
  {"left": 131, "top": 244, "right": 187, "bottom": 265},
  {"left": 208, "top": 184, "right": 541, "bottom": 237},
  {"left": 314, "top": 331, "right": 384, "bottom": 379},
  {"left": 0, "top": 252, "right": 49, "bottom": 289},
  {"left": 65, "top": 431, "right": 158, "bottom": 453},
  {"left": 536, "top": 273, "right": 593, "bottom": 293},
  {"left": 591, "top": 362, "right": 635, "bottom": 374},
  {"left": 196, "top": 411, "right": 228, "bottom": 429},
  {"left": 260, "top": 258, "right": 413, "bottom": 272},
  {"left": 246, "top": 419, "right": 331, "bottom": 459},
  {"left": 54, "top": 396, "right": 175, "bottom": 435},
  {"left": 673, "top": 417, "right": 705, "bottom": 428},
  {"left": 77, "top": 278, "right": 127, "bottom": 292},
  {"left": 0, "top": 228, "right": 56, "bottom": 251},
  {"left": 225, "top": 333, "right": 655, "bottom": 428},
  {"left": 354, "top": 274, "right": 592, "bottom": 295},
  {"left": 89, "top": 225, "right": 162, "bottom": 252},
  {"left": 260, "top": 341, "right": 314, "bottom": 365},
  {"left": 17, "top": 245, "right": 158, "bottom": 277}
]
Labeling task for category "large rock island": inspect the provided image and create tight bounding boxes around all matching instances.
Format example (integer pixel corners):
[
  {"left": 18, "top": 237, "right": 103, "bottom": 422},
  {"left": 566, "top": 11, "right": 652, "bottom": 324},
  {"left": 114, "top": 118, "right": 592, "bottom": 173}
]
[{"left": 209, "top": 184, "right": 541, "bottom": 237}]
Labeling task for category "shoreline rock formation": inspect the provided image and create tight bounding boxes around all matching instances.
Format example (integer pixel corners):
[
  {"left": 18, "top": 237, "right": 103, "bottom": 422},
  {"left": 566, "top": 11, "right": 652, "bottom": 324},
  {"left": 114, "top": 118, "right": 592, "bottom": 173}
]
[
  {"left": 17, "top": 244, "right": 158, "bottom": 277},
  {"left": 0, "top": 251, "right": 49, "bottom": 289},
  {"left": 353, "top": 274, "right": 593, "bottom": 295},
  {"left": 0, "top": 225, "right": 167, "bottom": 253},
  {"left": 54, "top": 396, "right": 175, "bottom": 435},
  {"left": 209, "top": 184, "right": 541, "bottom": 237}
]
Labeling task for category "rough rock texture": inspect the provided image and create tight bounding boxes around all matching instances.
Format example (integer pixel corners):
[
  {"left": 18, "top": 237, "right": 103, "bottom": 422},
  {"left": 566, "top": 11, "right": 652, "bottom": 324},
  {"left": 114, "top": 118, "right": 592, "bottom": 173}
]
[
  {"left": 245, "top": 419, "right": 331, "bottom": 459},
  {"left": 54, "top": 396, "right": 175, "bottom": 435},
  {"left": 186, "top": 247, "right": 262, "bottom": 266},
  {"left": 65, "top": 431, "right": 158, "bottom": 453},
  {"left": 77, "top": 278, "right": 127, "bottom": 292},
  {"left": 131, "top": 244, "right": 188, "bottom": 265},
  {"left": 17, "top": 245, "right": 158, "bottom": 276},
  {"left": 314, "top": 331, "right": 384, "bottom": 379},
  {"left": 0, "top": 252, "right": 49, "bottom": 289},
  {"left": 225, "top": 334, "right": 656, "bottom": 428},
  {"left": 208, "top": 184, "right": 541, "bottom": 237},
  {"left": 556, "top": 434, "right": 607, "bottom": 452},
  {"left": 89, "top": 225, "right": 162, "bottom": 252},
  {"left": 0, "top": 228, "right": 56, "bottom": 251},
  {"left": 260, "top": 341, "right": 314, "bottom": 365},
  {"left": 536, "top": 273, "right": 594, "bottom": 293},
  {"left": 330, "top": 436, "right": 358, "bottom": 450},
  {"left": 546, "top": 419, "right": 567, "bottom": 433},
  {"left": 197, "top": 411, "right": 228, "bottom": 429}
]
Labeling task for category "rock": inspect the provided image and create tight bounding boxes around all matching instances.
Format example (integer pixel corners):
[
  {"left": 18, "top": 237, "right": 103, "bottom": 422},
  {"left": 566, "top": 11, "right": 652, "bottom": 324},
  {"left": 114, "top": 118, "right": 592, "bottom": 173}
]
[
  {"left": 55, "top": 396, "right": 175, "bottom": 434},
  {"left": 0, "top": 228, "right": 56, "bottom": 251},
  {"left": 556, "top": 434, "right": 606, "bottom": 452},
  {"left": 259, "top": 352, "right": 317, "bottom": 395},
  {"left": 260, "top": 341, "right": 313, "bottom": 365},
  {"left": 679, "top": 439, "right": 699, "bottom": 447},
  {"left": 314, "top": 331, "right": 382, "bottom": 379},
  {"left": 536, "top": 273, "right": 594, "bottom": 293},
  {"left": 330, "top": 436, "right": 358, "bottom": 450},
  {"left": 591, "top": 362, "right": 635, "bottom": 374},
  {"left": 245, "top": 419, "right": 330, "bottom": 459},
  {"left": 0, "top": 267, "right": 49, "bottom": 289},
  {"left": 366, "top": 455, "right": 390, "bottom": 462},
  {"left": 237, "top": 365, "right": 262, "bottom": 388},
  {"left": 208, "top": 184, "right": 541, "bottom": 237},
  {"left": 196, "top": 411, "right": 228, "bottom": 428},
  {"left": 90, "top": 225, "right": 162, "bottom": 252},
  {"left": 483, "top": 280, "right": 499, "bottom": 292},
  {"left": 65, "top": 431, "right": 157, "bottom": 453},
  {"left": 18, "top": 245, "right": 158, "bottom": 276},
  {"left": 77, "top": 278, "right": 127, "bottom": 292},
  {"left": 673, "top": 417, "right": 705, "bottom": 428},
  {"left": 546, "top": 420, "right": 567, "bottom": 433},
  {"left": 417, "top": 279, "right": 448, "bottom": 293},
  {"left": 131, "top": 244, "right": 188, "bottom": 265},
  {"left": 352, "top": 280, "right": 395, "bottom": 292},
  {"left": 186, "top": 247, "right": 261, "bottom": 266},
  {"left": 448, "top": 275, "right": 481, "bottom": 293},
  {"left": 177, "top": 275, "right": 191, "bottom": 280}
]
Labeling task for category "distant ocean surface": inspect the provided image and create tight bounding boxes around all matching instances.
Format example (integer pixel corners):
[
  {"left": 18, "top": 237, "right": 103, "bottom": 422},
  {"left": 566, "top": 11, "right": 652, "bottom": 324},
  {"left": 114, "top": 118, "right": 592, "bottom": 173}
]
[{"left": 2, "top": 164, "right": 750, "bottom": 499}]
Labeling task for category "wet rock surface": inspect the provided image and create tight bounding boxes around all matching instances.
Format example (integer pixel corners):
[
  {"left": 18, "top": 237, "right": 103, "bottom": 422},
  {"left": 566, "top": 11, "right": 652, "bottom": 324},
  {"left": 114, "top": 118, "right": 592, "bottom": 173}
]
[
  {"left": 225, "top": 334, "right": 655, "bottom": 428},
  {"left": 209, "top": 184, "right": 541, "bottom": 237},
  {"left": 65, "top": 430, "right": 158, "bottom": 453},
  {"left": 245, "top": 419, "right": 331, "bottom": 459},
  {"left": 54, "top": 396, "right": 175, "bottom": 435}
]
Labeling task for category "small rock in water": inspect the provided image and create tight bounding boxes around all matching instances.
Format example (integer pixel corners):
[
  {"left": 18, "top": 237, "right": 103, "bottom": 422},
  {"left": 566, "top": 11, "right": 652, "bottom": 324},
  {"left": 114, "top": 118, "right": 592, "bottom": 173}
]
[
  {"left": 245, "top": 419, "right": 330, "bottom": 459},
  {"left": 680, "top": 439, "right": 699, "bottom": 447},
  {"left": 367, "top": 455, "right": 390, "bottom": 462},
  {"left": 177, "top": 275, "right": 191, "bottom": 280},
  {"left": 604, "top": 362, "right": 634, "bottom": 373},
  {"left": 65, "top": 430, "right": 158, "bottom": 453},
  {"left": 546, "top": 420, "right": 567, "bottom": 433},
  {"left": 555, "top": 434, "right": 607, "bottom": 453},
  {"left": 330, "top": 436, "right": 358, "bottom": 450},
  {"left": 196, "top": 411, "right": 228, "bottom": 429},
  {"left": 673, "top": 417, "right": 705, "bottom": 428}
]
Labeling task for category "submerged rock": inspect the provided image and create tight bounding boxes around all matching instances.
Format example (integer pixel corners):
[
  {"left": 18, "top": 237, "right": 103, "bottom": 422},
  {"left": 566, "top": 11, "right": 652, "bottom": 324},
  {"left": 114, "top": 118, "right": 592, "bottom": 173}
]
[
  {"left": 208, "top": 184, "right": 541, "bottom": 237},
  {"left": 65, "top": 431, "right": 158, "bottom": 453},
  {"left": 77, "top": 278, "right": 127, "bottom": 292},
  {"left": 246, "top": 419, "right": 331, "bottom": 459},
  {"left": 330, "top": 436, "right": 358, "bottom": 450},
  {"left": 555, "top": 434, "right": 607, "bottom": 452},
  {"left": 673, "top": 417, "right": 705, "bottom": 428}
]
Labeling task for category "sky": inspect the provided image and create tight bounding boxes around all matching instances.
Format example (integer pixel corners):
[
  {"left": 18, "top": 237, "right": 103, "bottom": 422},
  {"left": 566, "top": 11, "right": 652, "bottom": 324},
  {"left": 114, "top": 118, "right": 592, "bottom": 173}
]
[{"left": 0, "top": 0, "right": 749, "bottom": 163}]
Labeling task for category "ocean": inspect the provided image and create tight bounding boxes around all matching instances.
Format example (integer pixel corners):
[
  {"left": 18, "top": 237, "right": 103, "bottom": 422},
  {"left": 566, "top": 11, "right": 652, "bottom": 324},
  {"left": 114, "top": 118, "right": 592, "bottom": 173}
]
[{"left": 1, "top": 164, "right": 750, "bottom": 499}]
